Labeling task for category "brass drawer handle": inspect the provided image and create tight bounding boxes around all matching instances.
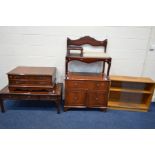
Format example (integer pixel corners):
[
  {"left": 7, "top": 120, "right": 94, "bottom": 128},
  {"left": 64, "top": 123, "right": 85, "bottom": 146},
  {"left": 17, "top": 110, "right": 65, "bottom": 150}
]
[
  {"left": 74, "top": 83, "right": 78, "bottom": 86},
  {"left": 96, "top": 98, "right": 99, "bottom": 100},
  {"left": 74, "top": 97, "right": 78, "bottom": 100},
  {"left": 96, "top": 83, "right": 100, "bottom": 87}
]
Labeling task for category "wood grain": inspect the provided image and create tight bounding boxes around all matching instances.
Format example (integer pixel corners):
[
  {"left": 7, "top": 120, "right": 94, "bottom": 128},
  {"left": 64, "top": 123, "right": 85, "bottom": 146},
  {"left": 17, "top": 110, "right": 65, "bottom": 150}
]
[{"left": 108, "top": 75, "right": 155, "bottom": 112}]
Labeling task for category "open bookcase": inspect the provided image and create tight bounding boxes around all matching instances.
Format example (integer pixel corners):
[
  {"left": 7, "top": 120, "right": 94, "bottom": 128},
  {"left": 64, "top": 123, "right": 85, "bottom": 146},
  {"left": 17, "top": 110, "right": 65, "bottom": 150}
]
[{"left": 108, "top": 75, "right": 155, "bottom": 112}]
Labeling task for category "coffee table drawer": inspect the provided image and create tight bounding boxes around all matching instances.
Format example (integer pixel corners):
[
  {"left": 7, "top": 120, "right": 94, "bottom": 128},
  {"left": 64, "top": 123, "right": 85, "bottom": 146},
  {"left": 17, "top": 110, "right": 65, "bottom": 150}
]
[{"left": 8, "top": 75, "right": 52, "bottom": 80}]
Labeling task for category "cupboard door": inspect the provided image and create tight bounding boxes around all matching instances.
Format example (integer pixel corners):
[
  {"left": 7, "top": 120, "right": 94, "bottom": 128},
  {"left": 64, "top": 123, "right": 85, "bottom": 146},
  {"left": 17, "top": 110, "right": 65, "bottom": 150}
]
[
  {"left": 65, "top": 90, "right": 86, "bottom": 106},
  {"left": 88, "top": 91, "right": 108, "bottom": 107}
]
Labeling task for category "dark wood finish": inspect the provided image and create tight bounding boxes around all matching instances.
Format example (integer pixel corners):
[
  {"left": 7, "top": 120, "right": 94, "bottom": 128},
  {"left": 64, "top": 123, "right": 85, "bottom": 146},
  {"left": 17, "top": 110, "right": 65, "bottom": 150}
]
[
  {"left": 108, "top": 75, "right": 155, "bottom": 112},
  {"left": 88, "top": 91, "right": 108, "bottom": 107},
  {"left": 66, "top": 72, "right": 110, "bottom": 81},
  {"left": 0, "top": 98, "right": 5, "bottom": 112},
  {"left": 7, "top": 66, "right": 56, "bottom": 75},
  {"left": 65, "top": 90, "right": 86, "bottom": 106},
  {"left": 9, "top": 85, "right": 55, "bottom": 92},
  {"left": 67, "top": 36, "right": 107, "bottom": 57},
  {"left": 65, "top": 36, "right": 111, "bottom": 112},
  {"left": 66, "top": 36, "right": 111, "bottom": 77},
  {"left": 64, "top": 72, "right": 110, "bottom": 111},
  {"left": 65, "top": 56, "right": 111, "bottom": 76},
  {"left": 67, "top": 36, "right": 107, "bottom": 48},
  {"left": 67, "top": 45, "right": 83, "bottom": 57},
  {"left": 7, "top": 66, "right": 56, "bottom": 92},
  {"left": 0, "top": 83, "right": 63, "bottom": 114}
]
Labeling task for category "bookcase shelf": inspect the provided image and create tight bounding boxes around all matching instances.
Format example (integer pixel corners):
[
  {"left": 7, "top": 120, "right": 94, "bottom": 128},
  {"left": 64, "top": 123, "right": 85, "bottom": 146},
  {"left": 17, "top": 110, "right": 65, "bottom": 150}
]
[
  {"left": 108, "top": 75, "right": 155, "bottom": 112},
  {"left": 108, "top": 101, "right": 148, "bottom": 112},
  {"left": 110, "top": 87, "right": 152, "bottom": 94}
]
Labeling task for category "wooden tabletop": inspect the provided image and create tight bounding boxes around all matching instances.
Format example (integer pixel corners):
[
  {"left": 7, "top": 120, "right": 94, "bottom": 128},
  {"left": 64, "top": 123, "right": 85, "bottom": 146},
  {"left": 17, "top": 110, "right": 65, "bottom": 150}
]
[
  {"left": 66, "top": 55, "right": 112, "bottom": 62},
  {"left": 7, "top": 66, "right": 56, "bottom": 76},
  {"left": 66, "top": 72, "right": 110, "bottom": 81},
  {"left": 0, "top": 83, "right": 62, "bottom": 96}
]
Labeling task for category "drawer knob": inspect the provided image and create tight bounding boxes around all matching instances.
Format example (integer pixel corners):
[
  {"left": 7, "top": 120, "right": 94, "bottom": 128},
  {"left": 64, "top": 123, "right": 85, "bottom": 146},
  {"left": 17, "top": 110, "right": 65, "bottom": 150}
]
[
  {"left": 74, "top": 97, "right": 78, "bottom": 100},
  {"left": 96, "top": 83, "right": 100, "bottom": 87},
  {"left": 96, "top": 98, "right": 98, "bottom": 100}
]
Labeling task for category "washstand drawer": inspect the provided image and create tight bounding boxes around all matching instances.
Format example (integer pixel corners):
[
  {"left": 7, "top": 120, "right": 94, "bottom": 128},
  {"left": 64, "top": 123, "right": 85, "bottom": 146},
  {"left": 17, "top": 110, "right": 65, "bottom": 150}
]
[
  {"left": 89, "top": 81, "right": 109, "bottom": 90},
  {"left": 65, "top": 80, "right": 86, "bottom": 89}
]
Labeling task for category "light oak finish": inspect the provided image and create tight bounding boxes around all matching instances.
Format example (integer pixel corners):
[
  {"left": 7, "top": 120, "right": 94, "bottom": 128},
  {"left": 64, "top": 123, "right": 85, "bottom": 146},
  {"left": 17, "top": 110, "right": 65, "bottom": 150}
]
[
  {"left": 108, "top": 75, "right": 155, "bottom": 112},
  {"left": 110, "top": 87, "right": 152, "bottom": 94}
]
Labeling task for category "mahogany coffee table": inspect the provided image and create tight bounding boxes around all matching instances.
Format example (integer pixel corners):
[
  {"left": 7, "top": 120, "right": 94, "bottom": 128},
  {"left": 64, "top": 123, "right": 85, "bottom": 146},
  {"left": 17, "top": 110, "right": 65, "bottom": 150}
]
[{"left": 0, "top": 83, "right": 62, "bottom": 114}]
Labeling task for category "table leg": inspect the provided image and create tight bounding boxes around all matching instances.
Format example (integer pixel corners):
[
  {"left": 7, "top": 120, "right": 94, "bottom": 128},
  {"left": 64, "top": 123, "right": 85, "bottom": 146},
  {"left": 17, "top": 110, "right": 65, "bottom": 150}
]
[
  {"left": 55, "top": 98, "right": 61, "bottom": 114},
  {"left": 0, "top": 98, "right": 5, "bottom": 113}
]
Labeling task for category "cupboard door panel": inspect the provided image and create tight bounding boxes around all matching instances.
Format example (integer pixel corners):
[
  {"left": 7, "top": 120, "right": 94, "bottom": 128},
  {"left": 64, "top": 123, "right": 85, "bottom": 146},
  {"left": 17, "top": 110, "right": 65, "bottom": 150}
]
[
  {"left": 65, "top": 90, "right": 86, "bottom": 106},
  {"left": 88, "top": 91, "right": 108, "bottom": 107}
]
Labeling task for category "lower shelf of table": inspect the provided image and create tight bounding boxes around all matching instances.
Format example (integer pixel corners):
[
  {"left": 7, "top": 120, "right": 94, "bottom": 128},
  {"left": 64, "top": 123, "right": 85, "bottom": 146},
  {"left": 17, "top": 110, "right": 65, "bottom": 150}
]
[
  {"left": 0, "top": 83, "right": 63, "bottom": 113},
  {"left": 108, "top": 101, "right": 149, "bottom": 112}
]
